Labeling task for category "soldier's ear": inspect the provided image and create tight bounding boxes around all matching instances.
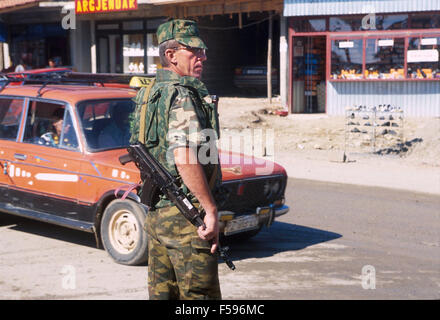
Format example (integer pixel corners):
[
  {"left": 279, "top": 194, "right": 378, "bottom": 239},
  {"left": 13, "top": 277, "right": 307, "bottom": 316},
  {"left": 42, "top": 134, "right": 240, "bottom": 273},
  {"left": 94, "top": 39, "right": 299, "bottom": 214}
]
[{"left": 164, "top": 48, "right": 178, "bottom": 65}]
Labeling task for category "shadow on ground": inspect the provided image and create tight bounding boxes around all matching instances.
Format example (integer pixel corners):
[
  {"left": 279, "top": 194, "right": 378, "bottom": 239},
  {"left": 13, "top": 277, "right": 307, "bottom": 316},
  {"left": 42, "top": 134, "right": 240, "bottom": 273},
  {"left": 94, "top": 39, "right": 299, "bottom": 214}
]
[
  {"left": 0, "top": 213, "right": 96, "bottom": 248},
  {"left": 375, "top": 137, "right": 423, "bottom": 156},
  {"left": 0, "top": 213, "right": 341, "bottom": 268},
  {"left": 221, "top": 221, "right": 342, "bottom": 264}
]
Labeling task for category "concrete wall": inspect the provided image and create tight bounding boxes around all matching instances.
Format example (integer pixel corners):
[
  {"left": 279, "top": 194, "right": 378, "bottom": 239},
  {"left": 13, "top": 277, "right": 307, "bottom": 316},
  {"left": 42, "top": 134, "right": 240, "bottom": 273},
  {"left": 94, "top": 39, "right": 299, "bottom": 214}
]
[
  {"left": 70, "top": 20, "right": 91, "bottom": 72},
  {"left": 327, "top": 81, "right": 440, "bottom": 117}
]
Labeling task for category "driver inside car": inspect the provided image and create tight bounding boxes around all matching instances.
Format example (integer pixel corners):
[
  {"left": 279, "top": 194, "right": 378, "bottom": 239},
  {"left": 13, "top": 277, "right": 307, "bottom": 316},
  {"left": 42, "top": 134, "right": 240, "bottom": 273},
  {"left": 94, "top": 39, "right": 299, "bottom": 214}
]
[{"left": 39, "top": 108, "right": 76, "bottom": 148}]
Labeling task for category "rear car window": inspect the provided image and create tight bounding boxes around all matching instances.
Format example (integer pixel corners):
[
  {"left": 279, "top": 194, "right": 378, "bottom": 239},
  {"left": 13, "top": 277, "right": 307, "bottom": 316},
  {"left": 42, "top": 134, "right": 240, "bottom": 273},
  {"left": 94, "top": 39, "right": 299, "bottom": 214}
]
[
  {"left": 77, "top": 99, "right": 135, "bottom": 151},
  {"left": 0, "top": 98, "right": 25, "bottom": 141}
]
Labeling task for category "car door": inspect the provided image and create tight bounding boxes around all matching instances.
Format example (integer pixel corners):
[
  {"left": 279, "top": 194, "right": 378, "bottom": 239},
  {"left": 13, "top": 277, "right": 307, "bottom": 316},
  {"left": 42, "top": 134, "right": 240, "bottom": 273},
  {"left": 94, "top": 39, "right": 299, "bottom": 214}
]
[
  {"left": 14, "top": 99, "right": 83, "bottom": 219},
  {"left": 0, "top": 96, "right": 26, "bottom": 207}
]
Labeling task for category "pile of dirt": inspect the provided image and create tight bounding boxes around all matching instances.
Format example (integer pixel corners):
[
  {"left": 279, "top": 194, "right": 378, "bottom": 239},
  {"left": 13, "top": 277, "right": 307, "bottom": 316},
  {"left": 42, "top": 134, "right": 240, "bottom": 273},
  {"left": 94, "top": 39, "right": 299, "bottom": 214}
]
[{"left": 217, "top": 97, "right": 440, "bottom": 167}]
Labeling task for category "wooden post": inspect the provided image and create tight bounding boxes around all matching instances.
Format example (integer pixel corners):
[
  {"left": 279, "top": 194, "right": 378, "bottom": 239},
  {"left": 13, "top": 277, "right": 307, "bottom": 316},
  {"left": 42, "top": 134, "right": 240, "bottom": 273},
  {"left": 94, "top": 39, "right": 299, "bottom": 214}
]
[{"left": 267, "top": 13, "right": 273, "bottom": 104}]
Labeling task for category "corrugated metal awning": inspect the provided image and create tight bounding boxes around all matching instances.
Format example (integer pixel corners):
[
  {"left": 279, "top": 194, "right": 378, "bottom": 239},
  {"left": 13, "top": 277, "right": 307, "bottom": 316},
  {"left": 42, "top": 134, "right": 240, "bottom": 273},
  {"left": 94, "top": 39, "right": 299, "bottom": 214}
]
[
  {"left": 284, "top": 0, "right": 440, "bottom": 17},
  {"left": 0, "top": 0, "right": 40, "bottom": 13},
  {"left": 0, "top": 0, "right": 39, "bottom": 10}
]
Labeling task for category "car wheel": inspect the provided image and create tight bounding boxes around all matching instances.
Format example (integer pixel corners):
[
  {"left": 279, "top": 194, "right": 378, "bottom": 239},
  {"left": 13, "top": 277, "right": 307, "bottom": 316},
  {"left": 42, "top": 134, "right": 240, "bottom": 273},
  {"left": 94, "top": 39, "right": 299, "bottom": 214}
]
[{"left": 100, "top": 199, "right": 148, "bottom": 266}]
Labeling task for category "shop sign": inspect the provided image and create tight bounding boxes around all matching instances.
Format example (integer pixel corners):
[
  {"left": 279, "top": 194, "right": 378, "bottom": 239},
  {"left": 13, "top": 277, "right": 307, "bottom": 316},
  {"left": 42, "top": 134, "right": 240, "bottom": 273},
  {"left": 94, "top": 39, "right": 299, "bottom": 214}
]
[
  {"left": 421, "top": 38, "right": 438, "bottom": 46},
  {"left": 75, "top": 0, "right": 138, "bottom": 14},
  {"left": 407, "top": 49, "right": 439, "bottom": 63},
  {"left": 378, "top": 39, "right": 394, "bottom": 47},
  {"left": 339, "top": 41, "right": 354, "bottom": 49}
]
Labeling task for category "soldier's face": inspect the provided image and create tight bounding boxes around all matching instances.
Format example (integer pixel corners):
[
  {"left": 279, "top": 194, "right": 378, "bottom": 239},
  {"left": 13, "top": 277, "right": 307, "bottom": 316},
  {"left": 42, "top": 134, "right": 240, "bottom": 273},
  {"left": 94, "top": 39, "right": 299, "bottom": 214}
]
[{"left": 167, "top": 46, "right": 207, "bottom": 79}]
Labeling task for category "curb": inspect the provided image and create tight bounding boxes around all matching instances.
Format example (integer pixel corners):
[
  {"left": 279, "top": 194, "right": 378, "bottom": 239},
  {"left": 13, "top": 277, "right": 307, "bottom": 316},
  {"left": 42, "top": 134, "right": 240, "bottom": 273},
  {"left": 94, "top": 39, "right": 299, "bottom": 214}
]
[{"left": 272, "top": 154, "right": 440, "bottom": 196}]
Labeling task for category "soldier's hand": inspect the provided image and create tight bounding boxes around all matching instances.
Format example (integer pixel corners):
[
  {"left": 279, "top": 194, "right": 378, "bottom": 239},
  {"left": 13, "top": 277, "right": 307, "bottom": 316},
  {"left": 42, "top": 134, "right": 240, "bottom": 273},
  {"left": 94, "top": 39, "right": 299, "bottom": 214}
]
[{"left": 197, "top": 211, "right": 219, "bottom": 254}]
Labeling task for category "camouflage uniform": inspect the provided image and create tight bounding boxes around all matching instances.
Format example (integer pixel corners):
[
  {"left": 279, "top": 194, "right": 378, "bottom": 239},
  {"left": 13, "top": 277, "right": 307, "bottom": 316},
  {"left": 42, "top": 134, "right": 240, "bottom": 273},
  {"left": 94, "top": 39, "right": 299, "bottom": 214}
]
[{"left": 130, "top": 20, "right": 222, "bottom": 300}]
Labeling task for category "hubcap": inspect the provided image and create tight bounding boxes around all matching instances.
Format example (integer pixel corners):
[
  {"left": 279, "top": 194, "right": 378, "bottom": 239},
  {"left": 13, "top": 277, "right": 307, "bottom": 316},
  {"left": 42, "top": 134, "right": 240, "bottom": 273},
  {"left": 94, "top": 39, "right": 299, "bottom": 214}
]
[{"left": 108, "top": 210, "right": 140, "bottom": 254}]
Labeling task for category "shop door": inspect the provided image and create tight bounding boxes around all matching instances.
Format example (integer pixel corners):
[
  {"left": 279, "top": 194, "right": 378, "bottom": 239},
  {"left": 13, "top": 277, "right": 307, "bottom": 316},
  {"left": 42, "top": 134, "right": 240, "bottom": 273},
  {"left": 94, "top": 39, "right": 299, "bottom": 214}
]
[
  {"left": 17, "top": 101, "right": 82, "bottom": 218},
  {"left": 98, "top": 35, "right": 122, "bottom": 73},
  {"left": 292, "top": 36, "right": 326, "bottom": 113}
]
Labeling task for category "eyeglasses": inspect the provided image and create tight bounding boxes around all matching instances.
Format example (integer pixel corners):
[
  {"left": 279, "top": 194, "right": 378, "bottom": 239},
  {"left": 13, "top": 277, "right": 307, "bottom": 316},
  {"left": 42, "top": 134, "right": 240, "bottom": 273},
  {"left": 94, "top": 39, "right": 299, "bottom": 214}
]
[{"left": 171, "top": 46, "right": 206, "bottom": 58}]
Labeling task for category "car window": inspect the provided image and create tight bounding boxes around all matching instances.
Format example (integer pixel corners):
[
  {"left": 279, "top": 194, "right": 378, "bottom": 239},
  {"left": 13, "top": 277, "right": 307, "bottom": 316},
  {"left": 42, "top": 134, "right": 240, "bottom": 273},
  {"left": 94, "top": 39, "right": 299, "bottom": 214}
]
[
  {"left": 0, "top": 98, "right": 24, "bottom": 141},
  {"left": 59, "top": 111, "right": 79, "bottom": 150},
  {"left": 23, "top": 101, "right": 79, "bottom": 150},
  {"left": 77, "top": 99, "right": 135, "bottom": 151}
]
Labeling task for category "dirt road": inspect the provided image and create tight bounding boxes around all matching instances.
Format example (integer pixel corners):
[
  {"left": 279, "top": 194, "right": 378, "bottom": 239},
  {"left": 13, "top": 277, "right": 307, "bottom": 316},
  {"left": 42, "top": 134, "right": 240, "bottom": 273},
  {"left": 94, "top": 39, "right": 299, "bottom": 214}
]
[
  {"left": 1, "top": 179, "right": 439, "bottom": 300},
  {"left": 1, "top": 97, "right": 438, "bottom": 300}
]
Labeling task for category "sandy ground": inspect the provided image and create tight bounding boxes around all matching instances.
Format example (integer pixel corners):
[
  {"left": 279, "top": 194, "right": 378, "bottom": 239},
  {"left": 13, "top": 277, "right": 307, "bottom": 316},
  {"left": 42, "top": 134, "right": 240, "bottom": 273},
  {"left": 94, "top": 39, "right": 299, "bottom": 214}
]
[
  {"left": 217, "top": 96, "right": 440, "bottom": 195},
  {"left": 1, "top": 96, "right": 438, "bottom": 301}
]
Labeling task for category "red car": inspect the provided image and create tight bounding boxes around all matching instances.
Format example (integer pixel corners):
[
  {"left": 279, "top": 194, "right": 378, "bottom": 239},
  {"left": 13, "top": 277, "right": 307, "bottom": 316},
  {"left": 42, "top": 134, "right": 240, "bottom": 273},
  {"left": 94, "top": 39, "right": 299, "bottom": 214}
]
[{"left": 0, "top": 73, "right": 289, "bottom": 265}]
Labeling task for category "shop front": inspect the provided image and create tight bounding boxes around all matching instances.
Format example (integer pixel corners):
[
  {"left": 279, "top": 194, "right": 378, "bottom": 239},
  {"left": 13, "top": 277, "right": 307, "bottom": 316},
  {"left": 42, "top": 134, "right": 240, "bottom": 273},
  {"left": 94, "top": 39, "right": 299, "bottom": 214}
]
[
  {"left": 79, "top": 0, "right": 283, "bottom": 95},
  {"left": 9, "top": 22, "right": 69, "bottom": 69},
  {"left": 285, "top": 0, "right": 440, "bottom": 116},
  {"left": 94, "top": 18, "right": 164, "bottom": 74}
]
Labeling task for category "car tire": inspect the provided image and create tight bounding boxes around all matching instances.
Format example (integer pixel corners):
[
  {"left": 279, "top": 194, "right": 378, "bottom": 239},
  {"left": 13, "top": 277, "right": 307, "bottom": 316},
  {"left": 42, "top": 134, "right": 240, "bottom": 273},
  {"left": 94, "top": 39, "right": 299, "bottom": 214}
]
[{"left": 100, "top": 199, "right": 148, "bottom": 266}]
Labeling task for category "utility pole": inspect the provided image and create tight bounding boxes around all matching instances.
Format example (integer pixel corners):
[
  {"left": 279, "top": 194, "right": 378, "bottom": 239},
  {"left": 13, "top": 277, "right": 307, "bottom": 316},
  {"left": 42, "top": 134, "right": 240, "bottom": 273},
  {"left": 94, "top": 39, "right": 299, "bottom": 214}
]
[{"left": 267, "top": 12, "right": 273, "bottom": 104}]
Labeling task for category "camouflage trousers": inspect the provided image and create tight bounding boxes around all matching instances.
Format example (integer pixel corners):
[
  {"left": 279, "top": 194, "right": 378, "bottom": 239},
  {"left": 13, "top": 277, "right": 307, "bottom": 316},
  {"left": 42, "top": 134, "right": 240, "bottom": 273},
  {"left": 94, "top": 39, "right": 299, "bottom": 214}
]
[{"left": 145, "top": 205, "right": 222, "bottom": 300}]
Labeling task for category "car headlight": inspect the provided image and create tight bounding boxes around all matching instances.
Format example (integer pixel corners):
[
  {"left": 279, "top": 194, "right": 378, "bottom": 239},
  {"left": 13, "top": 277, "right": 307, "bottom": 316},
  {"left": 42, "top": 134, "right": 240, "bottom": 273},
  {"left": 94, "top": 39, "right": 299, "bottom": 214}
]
[
  {"left": 263, "top": 180, "right": 271, "bottom": 197},
  {"left": 263, "top": 180, "right": 281, "bottom": 198},
  {"left": 271, "top": 180, "right": 280, "bottom": 196}
]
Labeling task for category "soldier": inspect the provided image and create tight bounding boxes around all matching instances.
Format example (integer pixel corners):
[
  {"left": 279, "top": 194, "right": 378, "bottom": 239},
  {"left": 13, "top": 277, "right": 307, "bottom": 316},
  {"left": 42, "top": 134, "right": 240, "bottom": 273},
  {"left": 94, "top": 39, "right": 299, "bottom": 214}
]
[{"left": 130, "top": 19, "right": 222, "bottom": 300}]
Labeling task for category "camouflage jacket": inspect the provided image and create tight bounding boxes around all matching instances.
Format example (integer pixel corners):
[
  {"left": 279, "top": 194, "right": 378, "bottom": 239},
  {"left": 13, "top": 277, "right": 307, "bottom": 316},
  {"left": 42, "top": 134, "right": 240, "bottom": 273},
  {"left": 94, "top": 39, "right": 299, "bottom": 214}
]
[{"left": 130, "top": 69, "right": 222, "bottom": 209}]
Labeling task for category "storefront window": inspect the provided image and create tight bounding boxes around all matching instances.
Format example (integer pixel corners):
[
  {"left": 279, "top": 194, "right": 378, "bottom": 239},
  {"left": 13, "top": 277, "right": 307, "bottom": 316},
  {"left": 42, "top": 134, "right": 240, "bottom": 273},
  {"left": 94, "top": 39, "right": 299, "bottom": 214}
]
[
  {"left": 146, "top": 18, "right": 167, "bottom": 30},
  {"left": 10, "top": 23, "right": 68, "bottom": 69},
  {"left": 292, "top": 18, "right": 326, "bottom": 32},
  {"left": 365, "top": 38, "right": 405, "bottom": 79},
  {"left": 330, "top": 17, "right": 362, "bottom": 32},
  {"left": 375, "top": 14, "right": 408, "bottom": 30},
  {"left": 411, "top": 14, "right": 440, "bottom": 29},
  {"left": 122, "top": 20, "right": 143, "bottom": 31},
  {"left": 146, "top": 33, "right": 159, "bottom": 74},
  {"left": 97, "top": 23, "right": 119, "bottom": 31},
  {"left": 407, "top": 37, "right": 440, "bottom": 79},
  {"left": 98, "top": 35, "right": 122, "bottom": 73},
  {"left": 123, "top": 34, "right": 145, "bottom": 74},
  {"left": 331, "top": 39, "right": 363, "bottom": 79}
]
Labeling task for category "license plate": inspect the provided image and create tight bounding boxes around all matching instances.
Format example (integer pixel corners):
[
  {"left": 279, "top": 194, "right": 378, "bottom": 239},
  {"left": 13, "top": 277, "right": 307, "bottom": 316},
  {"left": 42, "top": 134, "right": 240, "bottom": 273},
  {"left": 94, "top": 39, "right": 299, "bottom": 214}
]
[{"left": 224, "top": 215, "right": 259, "bottom": 236}]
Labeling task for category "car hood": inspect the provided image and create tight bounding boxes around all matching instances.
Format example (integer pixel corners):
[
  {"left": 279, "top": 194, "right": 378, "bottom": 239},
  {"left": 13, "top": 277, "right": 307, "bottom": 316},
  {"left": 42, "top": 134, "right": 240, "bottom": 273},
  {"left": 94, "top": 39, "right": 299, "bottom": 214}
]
[
  {"left": 85, "top": 148, "right": 286, "bottom": 183},
  {"left": 219, "top": 150, "right": 286, "bottom": 180}
]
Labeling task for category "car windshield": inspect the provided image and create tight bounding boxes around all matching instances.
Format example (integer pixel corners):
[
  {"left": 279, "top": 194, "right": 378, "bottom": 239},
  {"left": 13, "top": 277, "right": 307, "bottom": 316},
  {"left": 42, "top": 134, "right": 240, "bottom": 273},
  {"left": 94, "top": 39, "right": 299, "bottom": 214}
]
[{"left": 77, "top": 98, "right": 135, "bottom": 152}]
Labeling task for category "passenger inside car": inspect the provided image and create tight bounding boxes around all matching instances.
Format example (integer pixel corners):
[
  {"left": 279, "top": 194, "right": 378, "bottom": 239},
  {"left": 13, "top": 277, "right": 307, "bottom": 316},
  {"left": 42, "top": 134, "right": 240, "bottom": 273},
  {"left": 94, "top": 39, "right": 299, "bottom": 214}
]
[
  {"left": 40, "top": 108, "right": 65, "bottom": 146},
  {"left": 97, "top": 101, "right": 133, "bottom": 149},
  {"left": 23, "top": 103, "right": 79, "bottom": 150}
]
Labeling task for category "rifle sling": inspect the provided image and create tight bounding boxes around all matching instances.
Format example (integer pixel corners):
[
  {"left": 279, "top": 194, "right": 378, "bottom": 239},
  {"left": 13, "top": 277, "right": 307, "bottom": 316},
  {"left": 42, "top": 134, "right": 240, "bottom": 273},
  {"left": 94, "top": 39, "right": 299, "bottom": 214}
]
[{"left": 137, "top": 79, "right": 218, "bottom": 204}]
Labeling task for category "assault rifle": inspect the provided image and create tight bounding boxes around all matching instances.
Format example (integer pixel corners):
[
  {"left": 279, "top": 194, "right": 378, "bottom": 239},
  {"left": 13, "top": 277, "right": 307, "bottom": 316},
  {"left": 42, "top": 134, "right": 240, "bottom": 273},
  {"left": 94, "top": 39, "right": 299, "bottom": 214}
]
[{"left": 119, "top": 143, "right": 236, "bottom": 270}]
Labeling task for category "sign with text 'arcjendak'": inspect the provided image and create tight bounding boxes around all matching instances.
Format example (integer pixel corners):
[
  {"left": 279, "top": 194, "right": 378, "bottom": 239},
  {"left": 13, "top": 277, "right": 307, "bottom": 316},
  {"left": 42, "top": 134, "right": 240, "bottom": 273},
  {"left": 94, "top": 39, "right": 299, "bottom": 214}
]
[{"left": 75, "top": 0, "right": 137, "bottom": 14}]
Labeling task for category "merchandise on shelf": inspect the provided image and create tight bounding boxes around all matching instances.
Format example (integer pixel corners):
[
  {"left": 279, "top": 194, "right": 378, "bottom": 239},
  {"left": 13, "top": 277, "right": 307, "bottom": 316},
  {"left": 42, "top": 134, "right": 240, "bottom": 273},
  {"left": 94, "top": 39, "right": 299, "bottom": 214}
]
[{"left": 344, "top": 104, "right": 404, "bottom": 153}]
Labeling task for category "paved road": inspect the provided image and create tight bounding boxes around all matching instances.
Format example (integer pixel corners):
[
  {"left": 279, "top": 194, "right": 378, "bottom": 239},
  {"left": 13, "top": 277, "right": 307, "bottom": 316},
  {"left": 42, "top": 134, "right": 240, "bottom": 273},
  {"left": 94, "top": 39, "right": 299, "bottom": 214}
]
[{"left": 0, "top": 178, "right": 439, "bottom": 299}]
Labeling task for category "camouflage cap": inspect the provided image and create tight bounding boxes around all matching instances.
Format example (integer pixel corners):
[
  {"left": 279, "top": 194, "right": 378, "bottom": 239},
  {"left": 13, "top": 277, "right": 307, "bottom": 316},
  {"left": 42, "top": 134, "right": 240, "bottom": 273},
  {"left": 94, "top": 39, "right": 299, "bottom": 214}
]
[{"left": 157, "top": 19, "right": 207, "bottom": 49}]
